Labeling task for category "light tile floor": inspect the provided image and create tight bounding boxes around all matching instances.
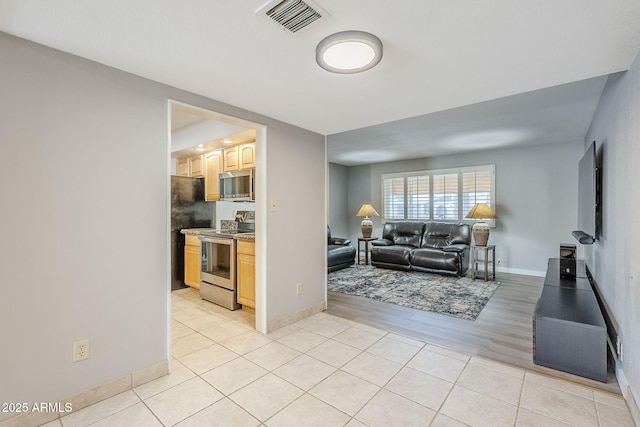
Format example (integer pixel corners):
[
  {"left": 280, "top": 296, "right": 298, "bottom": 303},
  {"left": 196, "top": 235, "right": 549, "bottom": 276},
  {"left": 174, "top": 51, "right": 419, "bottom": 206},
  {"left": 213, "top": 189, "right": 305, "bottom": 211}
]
[{"left": 43, "top": 288, "right": 635, "bottom": 427}]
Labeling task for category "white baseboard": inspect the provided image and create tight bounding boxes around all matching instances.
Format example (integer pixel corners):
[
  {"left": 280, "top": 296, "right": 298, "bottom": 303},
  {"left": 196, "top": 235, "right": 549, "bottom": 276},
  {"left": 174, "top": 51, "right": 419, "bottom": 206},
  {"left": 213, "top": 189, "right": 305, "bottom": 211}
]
[
  {"left": 0, "top": 360, "right": 169, "bottom": 427},
  {"left": 617, "top": 367, "right": 640, "bottom": 426},
  {"left": 267, "top": 300, "right": 327, "bottom": 333},
  {"left": 496, "top": 266, "right": 545, "bottom": 277}
]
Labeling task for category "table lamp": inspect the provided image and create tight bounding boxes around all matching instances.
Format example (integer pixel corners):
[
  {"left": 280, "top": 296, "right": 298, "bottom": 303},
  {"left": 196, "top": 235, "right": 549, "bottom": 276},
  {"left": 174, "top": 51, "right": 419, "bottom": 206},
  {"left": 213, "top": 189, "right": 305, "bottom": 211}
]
[
  {"left": 465, "top": 203, "right": 497, "bottom": 246},
  {"left": 356, "top": 204, "right": 379, "bottom": 238}
]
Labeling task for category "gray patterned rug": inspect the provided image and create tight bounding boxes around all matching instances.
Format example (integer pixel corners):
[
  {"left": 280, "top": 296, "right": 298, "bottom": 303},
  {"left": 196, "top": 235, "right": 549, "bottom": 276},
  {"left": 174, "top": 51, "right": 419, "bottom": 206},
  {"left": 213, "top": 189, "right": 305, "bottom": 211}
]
[{"left": 328, "top": 264, "right": 499, "bottom": 321}]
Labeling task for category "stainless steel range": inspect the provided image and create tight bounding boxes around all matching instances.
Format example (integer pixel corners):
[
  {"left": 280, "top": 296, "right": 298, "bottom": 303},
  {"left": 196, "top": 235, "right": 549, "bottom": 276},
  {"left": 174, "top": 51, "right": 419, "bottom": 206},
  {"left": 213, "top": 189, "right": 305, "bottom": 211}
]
[{"left": 199, "top": 211, "right": 254, "bottom": 310}]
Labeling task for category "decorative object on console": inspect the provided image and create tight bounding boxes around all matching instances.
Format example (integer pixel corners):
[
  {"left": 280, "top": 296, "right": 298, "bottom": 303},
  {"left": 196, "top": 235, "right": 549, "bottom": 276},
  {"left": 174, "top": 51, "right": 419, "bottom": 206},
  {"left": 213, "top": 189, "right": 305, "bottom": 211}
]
[
  {"left": 559, "top": 244, "right": 577, "bottom": 279},
  {"left": 465, "top": 203, "right": 496, "bottom": 246},
  {"left": 356, "top": 204, "right": 379, "bottom": 238}
]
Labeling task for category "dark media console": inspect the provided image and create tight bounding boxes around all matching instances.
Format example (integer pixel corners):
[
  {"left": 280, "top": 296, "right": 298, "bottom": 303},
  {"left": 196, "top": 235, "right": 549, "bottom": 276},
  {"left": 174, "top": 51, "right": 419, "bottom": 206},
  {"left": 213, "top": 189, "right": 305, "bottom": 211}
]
[{"left": 533, "top": 258, "right": 607, "bottom": 382}]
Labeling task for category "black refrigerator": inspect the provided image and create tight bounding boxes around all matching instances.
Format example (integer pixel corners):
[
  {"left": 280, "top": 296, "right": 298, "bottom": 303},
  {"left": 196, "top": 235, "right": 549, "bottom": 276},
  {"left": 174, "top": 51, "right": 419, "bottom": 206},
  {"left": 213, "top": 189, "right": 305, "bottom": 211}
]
[{"left": 171, "top": 176, "right": 214, "bottom": 290}]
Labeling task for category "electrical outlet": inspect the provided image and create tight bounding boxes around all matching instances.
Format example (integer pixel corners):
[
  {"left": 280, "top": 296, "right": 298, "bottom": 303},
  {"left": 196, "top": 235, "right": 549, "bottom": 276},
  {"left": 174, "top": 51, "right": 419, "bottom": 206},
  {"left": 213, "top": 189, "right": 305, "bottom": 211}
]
[
  {"left": 271, "top": 200, "right": 278, "bottom": 212},
  {"left": 73, "top": 339, "right": 90, "bottom": 362},
  {"left": 296, "top": 283, "right": 303, "bottom": 295},
  {"left": 497, "top": 258, "right": 502, "bottom": 265}
]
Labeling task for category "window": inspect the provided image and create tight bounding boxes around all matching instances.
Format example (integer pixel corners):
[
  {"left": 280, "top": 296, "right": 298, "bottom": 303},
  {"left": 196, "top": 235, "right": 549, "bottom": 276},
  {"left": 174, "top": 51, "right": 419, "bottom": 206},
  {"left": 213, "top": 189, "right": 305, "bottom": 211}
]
[
  {"left": 382, "top": 175, "right": 405, "bottom": 220},
  {"left": 382, "top": 165, "right": 495, "bottom": 224}
]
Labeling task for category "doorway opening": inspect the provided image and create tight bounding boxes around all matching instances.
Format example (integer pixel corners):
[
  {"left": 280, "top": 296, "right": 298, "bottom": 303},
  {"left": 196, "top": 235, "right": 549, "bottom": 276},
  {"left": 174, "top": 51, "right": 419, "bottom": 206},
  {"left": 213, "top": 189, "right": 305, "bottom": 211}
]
[{"left": 167, "top": 100, "right": 266, "bottom": 350}]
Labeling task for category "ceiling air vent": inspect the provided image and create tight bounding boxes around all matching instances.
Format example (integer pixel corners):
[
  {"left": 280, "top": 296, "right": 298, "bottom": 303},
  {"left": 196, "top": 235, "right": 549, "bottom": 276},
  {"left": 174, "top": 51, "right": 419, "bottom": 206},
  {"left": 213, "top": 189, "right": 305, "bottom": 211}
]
[{"left": 257, "top": 0, "right": 327, "bottom": 33}]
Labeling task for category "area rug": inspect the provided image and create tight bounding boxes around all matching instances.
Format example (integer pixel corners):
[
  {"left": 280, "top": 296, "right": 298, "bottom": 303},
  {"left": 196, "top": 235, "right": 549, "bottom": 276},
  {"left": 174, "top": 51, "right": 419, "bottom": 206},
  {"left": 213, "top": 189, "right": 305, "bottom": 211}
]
[{"left": 328, "top": 264, "right": 500, "bottom": 321}]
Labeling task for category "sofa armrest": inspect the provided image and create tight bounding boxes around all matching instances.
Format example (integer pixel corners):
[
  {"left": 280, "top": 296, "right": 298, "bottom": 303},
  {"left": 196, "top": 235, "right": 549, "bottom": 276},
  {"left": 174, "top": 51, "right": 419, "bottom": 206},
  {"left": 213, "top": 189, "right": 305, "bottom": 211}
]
[
  {"left": 330, "top": 237, "right": 351, "bottom": 246},
  {"left": 371, "top": 238, "right": 394, "bottom": 246},
  {"left": 443, "top": 244, "right": 468, "bottom": 253}
]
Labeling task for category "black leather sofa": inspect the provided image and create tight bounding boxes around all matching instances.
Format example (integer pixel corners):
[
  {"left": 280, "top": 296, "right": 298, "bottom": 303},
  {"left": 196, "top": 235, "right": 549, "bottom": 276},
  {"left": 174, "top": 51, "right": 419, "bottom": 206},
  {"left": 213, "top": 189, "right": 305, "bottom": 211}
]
[
  {"left": 328, "top": 226, "right": 356, "bottom": 272},
  {"left": 370, "top": 222, "right": 471, "bottom": 276}
]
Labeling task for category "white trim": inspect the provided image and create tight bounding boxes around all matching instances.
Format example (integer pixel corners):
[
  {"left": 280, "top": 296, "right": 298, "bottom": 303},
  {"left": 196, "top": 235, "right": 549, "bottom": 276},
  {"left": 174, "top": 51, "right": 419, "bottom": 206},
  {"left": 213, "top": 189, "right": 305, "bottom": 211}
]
[
  {"left": 616, "top": 367, "right": 640, "bottom": 426},
  {"left": 496, "top": 266, "right": 546, "bottom": 277}
]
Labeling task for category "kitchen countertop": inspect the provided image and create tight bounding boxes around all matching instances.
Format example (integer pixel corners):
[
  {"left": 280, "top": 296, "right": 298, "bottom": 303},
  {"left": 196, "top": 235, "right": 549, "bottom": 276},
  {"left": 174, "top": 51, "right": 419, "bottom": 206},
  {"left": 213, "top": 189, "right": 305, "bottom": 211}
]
[
  {"left": 180, "top": 228, "right": 214, "bottom": 235},
  {"left": 181, "top": 228, "right": 255, "bottom": 242},
  {"left": 234, "top": 233, "right": 255, "bottom": 242}
]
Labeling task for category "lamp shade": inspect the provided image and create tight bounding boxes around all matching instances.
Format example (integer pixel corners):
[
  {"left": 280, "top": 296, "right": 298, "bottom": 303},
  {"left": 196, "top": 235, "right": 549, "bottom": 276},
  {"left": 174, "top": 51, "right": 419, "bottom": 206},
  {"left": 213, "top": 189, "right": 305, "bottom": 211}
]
[
  {"left": 356, "top": 204, "right": 379, "bottom": 238},
  {"left": 465, "top": 203, "right": 496, "bottom": 246},
  {"left": 465, "top": 203, "right": 496, "bottom": 219},
  {"left": 356, "top": 204, "right": 379, "bottom": 218}
]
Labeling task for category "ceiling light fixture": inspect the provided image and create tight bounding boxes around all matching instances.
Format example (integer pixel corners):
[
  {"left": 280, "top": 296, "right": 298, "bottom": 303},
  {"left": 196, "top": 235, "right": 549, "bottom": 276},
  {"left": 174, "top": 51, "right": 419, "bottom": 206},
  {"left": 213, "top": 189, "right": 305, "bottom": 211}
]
[{"left": 316, "top": 30, "right": 383, "bottom": 74}]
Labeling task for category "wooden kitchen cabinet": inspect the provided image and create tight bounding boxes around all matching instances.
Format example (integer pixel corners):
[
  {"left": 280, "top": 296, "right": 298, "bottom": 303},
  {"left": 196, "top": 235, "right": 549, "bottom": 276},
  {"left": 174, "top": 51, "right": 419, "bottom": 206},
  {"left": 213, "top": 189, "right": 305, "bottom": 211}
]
[
  {"left": 177, "top": 157, "right": 190, "bottom": 176},
  {"left": 238, "top": 143, "right": 255, "bottom": 169},
  {"left": 204, "top": 150, "right": 222, "bottom": 201},
  {"left": 189, "top": 154, "right": 205, "bottom": 177},
  {"left": 223, "top": 146, "right": 239, "bottom": 171},
  {"left": 236, "top": 240, "right": 255, "bottom": 311},
  {"left": 184, "top": 235, "right": 201, "bottom": 289},
  {"left": 177, "top": 154, "right": 205, "bottom": 177},
  {"left": 224, "top": 142, "right": 255, "bottom": 171}
]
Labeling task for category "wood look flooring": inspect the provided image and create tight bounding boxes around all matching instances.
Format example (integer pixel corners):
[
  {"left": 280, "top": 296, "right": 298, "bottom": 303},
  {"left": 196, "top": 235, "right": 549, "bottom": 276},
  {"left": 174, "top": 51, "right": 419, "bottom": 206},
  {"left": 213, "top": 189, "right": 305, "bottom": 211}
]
[{"left": 327, "top": 269, "right": 621, "bottom": 394}]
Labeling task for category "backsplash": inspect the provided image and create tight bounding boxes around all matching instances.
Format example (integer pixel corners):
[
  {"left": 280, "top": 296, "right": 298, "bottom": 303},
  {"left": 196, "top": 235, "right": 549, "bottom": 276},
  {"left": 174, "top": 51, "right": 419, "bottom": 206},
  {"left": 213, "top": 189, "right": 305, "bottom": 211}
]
[{"left": 220, "top": 220, "right": 237, "bottom": 231}]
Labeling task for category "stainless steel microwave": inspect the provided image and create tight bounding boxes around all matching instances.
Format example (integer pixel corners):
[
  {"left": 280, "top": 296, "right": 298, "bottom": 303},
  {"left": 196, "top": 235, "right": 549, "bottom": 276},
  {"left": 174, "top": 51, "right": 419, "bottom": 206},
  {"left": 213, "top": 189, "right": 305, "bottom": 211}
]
[{"left": 219, "top": 169, "right": 254, "bottom": 201}]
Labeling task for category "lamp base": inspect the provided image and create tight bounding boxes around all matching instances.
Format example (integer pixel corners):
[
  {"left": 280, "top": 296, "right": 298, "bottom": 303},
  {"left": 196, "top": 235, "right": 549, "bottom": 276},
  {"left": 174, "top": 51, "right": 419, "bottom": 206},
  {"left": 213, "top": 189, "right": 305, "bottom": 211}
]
[
  {"left": 472, "top": 222, "right": 490, "bottom": 246},
  {"left": 360, "top": 217, "right": 373, "bottom": 238}
]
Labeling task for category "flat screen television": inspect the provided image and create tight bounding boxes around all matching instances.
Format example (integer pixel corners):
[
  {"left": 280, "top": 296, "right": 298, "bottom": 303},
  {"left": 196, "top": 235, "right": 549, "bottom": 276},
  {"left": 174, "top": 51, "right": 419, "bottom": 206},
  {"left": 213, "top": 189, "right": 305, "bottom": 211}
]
[{"left": 572, "top": 141, "right": 599, "bottom": 244}]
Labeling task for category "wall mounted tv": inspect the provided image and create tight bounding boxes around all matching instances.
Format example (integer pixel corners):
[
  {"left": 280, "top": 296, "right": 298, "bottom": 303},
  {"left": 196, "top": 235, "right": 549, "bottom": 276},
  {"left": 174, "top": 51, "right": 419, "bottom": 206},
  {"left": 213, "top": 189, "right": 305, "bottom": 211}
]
[{"left": 572, "top": 141, "right": 599, "bottom": 244}]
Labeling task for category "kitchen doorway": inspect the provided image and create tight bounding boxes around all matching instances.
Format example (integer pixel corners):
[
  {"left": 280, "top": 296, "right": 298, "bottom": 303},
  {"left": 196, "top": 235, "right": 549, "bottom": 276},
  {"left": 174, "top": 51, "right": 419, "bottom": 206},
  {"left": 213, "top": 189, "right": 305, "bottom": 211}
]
[{"left": 167, "top": 100, "right": 266, "bottom": 345}]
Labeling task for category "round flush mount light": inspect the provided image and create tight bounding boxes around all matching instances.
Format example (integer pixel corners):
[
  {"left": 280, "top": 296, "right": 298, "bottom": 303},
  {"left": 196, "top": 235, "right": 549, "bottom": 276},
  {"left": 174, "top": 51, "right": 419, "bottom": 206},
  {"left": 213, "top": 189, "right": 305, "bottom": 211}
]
[{"left": 316, "top": 30, "right": 383, "bottom": 74}]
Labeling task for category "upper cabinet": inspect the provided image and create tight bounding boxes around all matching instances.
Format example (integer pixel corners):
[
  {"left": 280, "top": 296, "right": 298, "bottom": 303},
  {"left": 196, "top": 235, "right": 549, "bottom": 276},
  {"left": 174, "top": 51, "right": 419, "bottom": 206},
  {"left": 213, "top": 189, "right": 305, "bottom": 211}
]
[
  {"left": 204, "top": 150, "right": 222, "bottom": 201},
  {"left": 189, "top": 154, "right": 205, "bottom": 177},
  {"left": 177, "top": 158, "right": 190, "bottom": 176},
  {"left": 239, "top": 143, "right": 255, "bottom": 170},
  {"left": 177, "top": 154, "right": 205, "bottom": 177},
  {"left": 177, "top": 141, "right": 254, "bottom": 178},
  {"left": 223, "top": 142, "right": 255, "bottom": 172},
  {"left": 223, "top": 146, "right": 239, "bottom": 171}
]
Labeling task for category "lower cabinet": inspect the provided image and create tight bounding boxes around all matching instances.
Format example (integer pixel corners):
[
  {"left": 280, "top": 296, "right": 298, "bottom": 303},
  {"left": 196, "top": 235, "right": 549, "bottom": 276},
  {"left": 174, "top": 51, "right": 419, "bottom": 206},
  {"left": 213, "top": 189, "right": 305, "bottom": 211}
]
[
  {"left": 236, "top": 240, "right": 255, "bottom": 311},
  {"left": 184, "top": 235, "right": 201, "bottom": 289}
]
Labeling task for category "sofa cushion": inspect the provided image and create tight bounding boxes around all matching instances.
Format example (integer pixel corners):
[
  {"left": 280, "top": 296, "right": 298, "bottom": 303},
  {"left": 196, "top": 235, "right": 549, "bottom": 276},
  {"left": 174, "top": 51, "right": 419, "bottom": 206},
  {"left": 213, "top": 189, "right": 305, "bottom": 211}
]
[
  {"left": 448, "top": 223, "right": 471, "bottom": 245},
  {"left": 421, "top": 222, "right": 454, "bottom": 249},
  {"left": 421, "top": 222, "right": 471, "bottom": 249},
  {"left": 411, "top": 247, "right": 460, "bottom": 272},
  {"left": 371, "top": 245, "right": 412, "bottom": 266},
  {"left": 381, "top": 221, "right": 425, "bottom": 248}
]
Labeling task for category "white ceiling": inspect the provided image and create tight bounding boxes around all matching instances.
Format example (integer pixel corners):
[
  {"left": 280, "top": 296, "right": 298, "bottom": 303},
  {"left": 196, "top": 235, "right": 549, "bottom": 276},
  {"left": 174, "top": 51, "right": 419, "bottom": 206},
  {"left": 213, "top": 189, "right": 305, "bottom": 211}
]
[
  {"left": 329, "top": 75, "right": 611, "bottom": 165},
  {"left": 1, "top": 0, "right": 639, "bottom": 164}
]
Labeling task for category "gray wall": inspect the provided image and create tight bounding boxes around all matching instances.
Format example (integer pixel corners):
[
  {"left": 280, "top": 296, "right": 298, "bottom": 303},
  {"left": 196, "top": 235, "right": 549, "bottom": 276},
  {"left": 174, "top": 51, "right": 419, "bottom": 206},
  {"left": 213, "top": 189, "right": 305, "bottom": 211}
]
[
  {"left": 328, "top": 163, "right": 349, "bottom": 237},
  {"left": 0, "top": 31, "right": 326, "bottom": 418},
  {"left": 332, "top": 141, "right": 583, "bottom": 275},
  {"left": 584, "top": 52, "right": 640, "bottom": 406}
]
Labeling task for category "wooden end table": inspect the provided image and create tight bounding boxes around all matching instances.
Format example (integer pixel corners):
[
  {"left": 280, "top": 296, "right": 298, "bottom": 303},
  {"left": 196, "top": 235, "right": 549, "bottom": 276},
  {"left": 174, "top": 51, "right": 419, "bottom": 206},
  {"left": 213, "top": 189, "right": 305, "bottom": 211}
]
[
  {"left": 357, "top": 237, "right": 377, "bottom": 265},
  {"left": 471, "top": 245, "right": 496, "bottom": 281}
]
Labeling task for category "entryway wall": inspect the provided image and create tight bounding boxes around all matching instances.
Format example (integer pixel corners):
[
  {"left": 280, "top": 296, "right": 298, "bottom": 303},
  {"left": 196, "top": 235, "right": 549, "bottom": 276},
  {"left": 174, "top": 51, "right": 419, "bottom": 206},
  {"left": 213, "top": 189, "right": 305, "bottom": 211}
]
[{"left": 0, "top": 30, "right": 326, "bottom": 423}]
